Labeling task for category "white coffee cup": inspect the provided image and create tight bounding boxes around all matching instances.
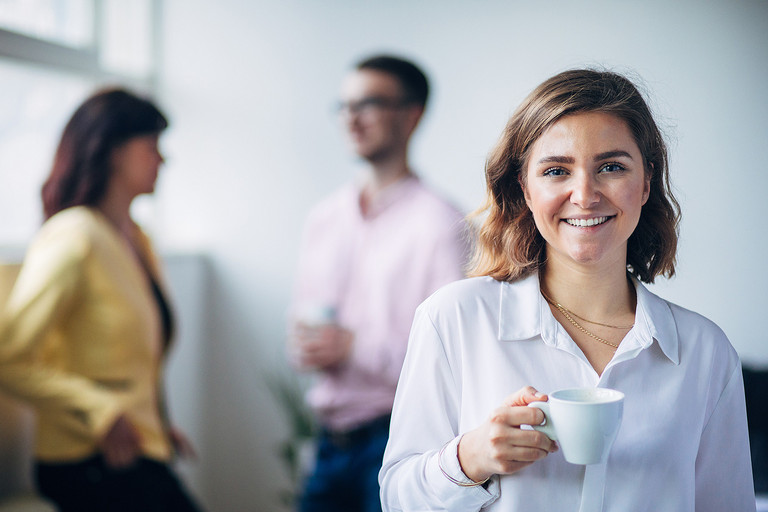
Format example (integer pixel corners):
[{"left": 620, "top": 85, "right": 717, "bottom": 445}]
[{"left": 528, "top": 387, "right": 624, "bottom": 465}]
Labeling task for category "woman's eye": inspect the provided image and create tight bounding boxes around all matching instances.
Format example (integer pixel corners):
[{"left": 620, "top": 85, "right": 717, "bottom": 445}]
[
  {"left": 543, "top": 167, "right": 567, "bottom": 177},
  {"left": 599, "top": 162, "right": 625, "bottom": 173}
]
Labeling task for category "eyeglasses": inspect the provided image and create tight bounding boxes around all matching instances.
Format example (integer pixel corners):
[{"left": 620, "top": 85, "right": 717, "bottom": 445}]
[{"left": 336, "top": 96, "right": 414, "bottom": 117}]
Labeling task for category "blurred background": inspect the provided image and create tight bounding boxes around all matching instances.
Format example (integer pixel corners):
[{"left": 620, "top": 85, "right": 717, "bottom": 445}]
[{"left": 1, "top": 0, "right": 767, "bottom": 510}]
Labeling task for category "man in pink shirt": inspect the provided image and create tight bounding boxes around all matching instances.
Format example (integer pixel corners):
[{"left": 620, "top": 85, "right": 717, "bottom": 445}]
[{"left": 289, "top": 55, "right": 469, "bottom": 511}]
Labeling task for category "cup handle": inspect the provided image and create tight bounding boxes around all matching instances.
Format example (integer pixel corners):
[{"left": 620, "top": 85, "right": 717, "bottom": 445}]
[{"left": 528, "top": 402, "right": 557, "bottom": 440}]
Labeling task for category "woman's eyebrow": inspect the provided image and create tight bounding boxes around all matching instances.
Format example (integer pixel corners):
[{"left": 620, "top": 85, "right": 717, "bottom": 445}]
[
  {"left": 536, "top": 155, "right": 575, "bottom": 165},
  {"left": 594, "top": 150, "right": 633, "bottom": 161},
  {"left": 536, "top": 150, "right": 633, "bottom": 165}
]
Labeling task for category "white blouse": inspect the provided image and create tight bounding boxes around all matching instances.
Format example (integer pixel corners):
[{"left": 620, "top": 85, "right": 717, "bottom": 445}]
[{"left": 380, "top": 274, "right": 755, "bottom": 512}]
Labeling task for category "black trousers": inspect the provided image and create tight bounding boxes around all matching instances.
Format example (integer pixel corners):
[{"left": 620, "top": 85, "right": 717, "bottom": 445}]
[{"left": 35, "top": 456, "right": 204, "bottom": 512}]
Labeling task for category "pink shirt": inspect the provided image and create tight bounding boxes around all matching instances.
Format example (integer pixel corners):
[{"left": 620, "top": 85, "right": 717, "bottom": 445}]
[{"left": 291, "top": 176, "right": 469, "bottom": 431}]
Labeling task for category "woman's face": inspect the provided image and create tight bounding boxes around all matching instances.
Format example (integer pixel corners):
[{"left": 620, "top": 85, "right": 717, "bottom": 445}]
[
  {"left": 110, "top": 134, "right": 164, "bottom": 199},
  {"left": 522, "top": 111, "right": 650, "bottom": 270}
]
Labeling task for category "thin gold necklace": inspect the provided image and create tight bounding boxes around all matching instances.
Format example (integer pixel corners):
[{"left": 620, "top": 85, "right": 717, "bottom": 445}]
[
  {"left": 540, "top": 291, "right": 633, "bottom": 349},
  {"left": 540, "top": 290, "right": 634, "bottom": 329}
]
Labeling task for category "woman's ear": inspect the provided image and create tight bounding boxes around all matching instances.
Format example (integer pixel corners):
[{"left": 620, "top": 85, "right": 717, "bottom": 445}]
[
  {"left": 519, "top": 170, "right": 533, "bottom": 208},
  {"left": 642, "top": 162, "right": 653, "bottom": 205}
]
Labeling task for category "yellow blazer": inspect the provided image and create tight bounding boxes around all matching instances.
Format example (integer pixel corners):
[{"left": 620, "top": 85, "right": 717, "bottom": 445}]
[{"left": 0, "top": 206, "right": 173, "bottom": 462}]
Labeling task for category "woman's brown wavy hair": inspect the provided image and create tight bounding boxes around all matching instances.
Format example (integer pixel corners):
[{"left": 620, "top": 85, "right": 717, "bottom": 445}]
[{"left": 468, "top": 69, "right": 680, "bottom": 284}]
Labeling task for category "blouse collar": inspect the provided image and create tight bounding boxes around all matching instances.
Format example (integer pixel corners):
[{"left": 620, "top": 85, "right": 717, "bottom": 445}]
[{"left": 497, "top": 273, "right": 680, "bottom": 365}]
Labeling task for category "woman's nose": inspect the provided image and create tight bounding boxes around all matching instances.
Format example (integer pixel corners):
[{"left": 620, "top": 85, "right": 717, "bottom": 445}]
[{"left": 570, "top": 174, "right": 601, "bottom": 208}]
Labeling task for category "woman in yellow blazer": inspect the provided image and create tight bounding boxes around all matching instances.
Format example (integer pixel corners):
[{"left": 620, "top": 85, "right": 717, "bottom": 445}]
[{"left": 0, "top": 89, "right": 203, "bottom": 511}]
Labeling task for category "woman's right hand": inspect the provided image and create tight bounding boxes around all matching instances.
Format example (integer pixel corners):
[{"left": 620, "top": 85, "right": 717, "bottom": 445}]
[
  {"left": 98, "top": 414, "right": 141, "bottom": 469},
  {"left": 457, "top": 386, "right": 558, "bottom": 482}
]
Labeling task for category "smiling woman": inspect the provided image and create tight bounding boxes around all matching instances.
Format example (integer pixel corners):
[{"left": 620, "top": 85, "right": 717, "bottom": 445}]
[
  {"left": 470, "top": 70, "right": 679, "bottom": 285},
  {"left": 379, "top": 69, "right": 755, "bottom": 512},
  {"left": 522, "top": 111, "right": 650, "bottom": 272}
]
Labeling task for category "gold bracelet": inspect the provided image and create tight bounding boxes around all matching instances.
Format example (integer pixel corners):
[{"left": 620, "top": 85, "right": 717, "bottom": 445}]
[{"left": 437, "top": 441, "right": 491, "bottom": 487}]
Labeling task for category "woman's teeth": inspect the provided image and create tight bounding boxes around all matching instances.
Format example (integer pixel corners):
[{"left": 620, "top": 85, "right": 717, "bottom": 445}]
[{"left": 565, "top": 216, "right": 609, "bottom": 227}]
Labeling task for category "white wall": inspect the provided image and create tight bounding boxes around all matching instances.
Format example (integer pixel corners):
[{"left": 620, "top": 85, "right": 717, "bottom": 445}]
[
  {"left": 1, "top": 1, "right": 765, "bottom": 511},
  {"left": 153, "top": 1, "right": 768, "bottom": 509}
]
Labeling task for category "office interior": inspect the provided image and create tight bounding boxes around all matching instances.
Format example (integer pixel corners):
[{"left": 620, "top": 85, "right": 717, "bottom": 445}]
[{"left": 0, "top": 1, "right": 767, "bottom": 511}]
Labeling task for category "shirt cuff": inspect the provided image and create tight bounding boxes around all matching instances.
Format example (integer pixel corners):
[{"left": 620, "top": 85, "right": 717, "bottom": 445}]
[{"left": 427, "top": 435, "right": 500, "bottom": 510}]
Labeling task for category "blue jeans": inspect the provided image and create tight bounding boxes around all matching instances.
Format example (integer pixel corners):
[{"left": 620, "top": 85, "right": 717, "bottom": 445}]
[{"left": 300, "top": 415, "right": 390, "bottom": 512}]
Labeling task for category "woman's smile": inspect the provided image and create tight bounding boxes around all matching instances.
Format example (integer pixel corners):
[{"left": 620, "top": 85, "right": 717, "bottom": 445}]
[
  {"left": 563, "top": 215, "right": 613, "bottom": 228},
  {"left": 522, "top": 111, "right": 650, "bottom": 268}
]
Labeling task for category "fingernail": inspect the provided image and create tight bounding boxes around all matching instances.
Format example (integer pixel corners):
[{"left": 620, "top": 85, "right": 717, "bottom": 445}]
[
  {"left": 534, "top": 391, "right": 545, "bottom": 398},
  {"left": 551, "top": 441, "right": 559, "bottom": 452}
]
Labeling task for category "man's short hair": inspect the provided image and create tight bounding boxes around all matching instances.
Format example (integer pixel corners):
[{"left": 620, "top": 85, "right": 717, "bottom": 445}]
[{"left": 356, "top": 55, "right": 429, "bottom": 108}]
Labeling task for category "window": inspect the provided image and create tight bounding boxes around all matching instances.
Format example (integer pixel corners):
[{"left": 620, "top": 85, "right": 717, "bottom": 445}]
[
  {"left": 0, "top": 60, "right": 92, "bottom": 243},
  {"left": 0, "top": 0, "right": 160, "bottom": 245},
  {"left": 0, "top": 0, "right": 94, "bottom": 48}
]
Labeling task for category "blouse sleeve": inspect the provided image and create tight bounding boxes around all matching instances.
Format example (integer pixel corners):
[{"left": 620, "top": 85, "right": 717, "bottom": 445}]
[
  {"left": 694, "top": 361, "right": 756, "bottom": 511},
  {"left": 0, "top": 223, "right": 121, "bottom": 441},
  {"left": 379, "top": 303, "right": 499, "bottom": 511}
]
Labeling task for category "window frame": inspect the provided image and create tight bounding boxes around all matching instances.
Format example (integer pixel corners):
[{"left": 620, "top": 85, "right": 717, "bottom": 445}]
[{"left": 0, "top": 0, "right": 161, "bottom": 90}]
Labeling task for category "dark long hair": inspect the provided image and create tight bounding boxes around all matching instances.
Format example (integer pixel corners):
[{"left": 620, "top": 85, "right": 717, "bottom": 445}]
[
  {"left": 42, "top": 88, "right": 168, "bottom": 220},
  {"left": 469, "top": 69, "right": 680, "bottom": 284}
]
